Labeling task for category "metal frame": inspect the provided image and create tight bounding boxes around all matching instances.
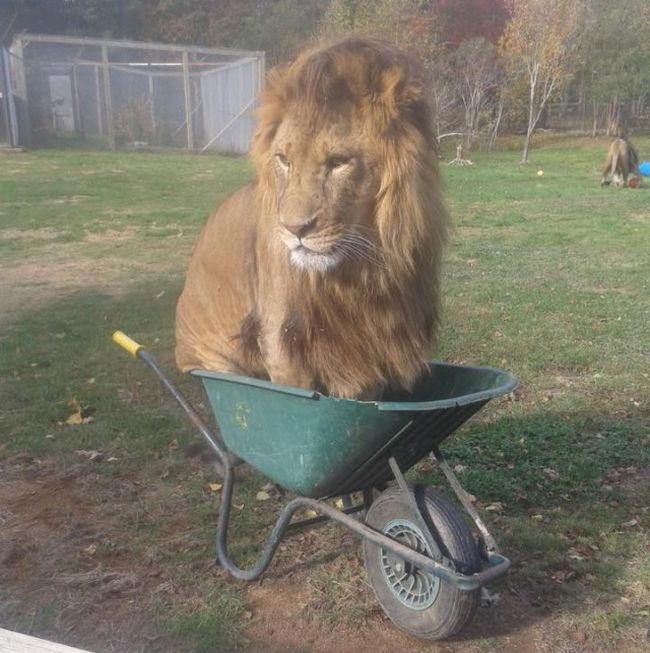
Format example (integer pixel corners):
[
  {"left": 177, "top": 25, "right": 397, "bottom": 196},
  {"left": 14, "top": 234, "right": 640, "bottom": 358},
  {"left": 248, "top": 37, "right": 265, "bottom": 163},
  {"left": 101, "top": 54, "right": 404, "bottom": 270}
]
[
  {"left": 133, "top": 346, "right": 510, "bottom": 591},
  {"left": 0, "top": 46, "right": 19, "bottom": 147},
  {"left": 9, "top": 33, "right": 264, "bottom": 152},
  {"left": 15, "top": 33, "right": 263, "bottom": 59}
]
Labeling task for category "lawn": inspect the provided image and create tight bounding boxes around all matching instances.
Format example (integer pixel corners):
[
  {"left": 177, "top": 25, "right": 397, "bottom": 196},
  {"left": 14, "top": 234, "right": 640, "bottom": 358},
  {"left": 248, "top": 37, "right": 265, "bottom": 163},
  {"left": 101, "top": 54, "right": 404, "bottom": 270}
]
[{"left": 0, "top": 137, "right": 648, "bottom": 653}]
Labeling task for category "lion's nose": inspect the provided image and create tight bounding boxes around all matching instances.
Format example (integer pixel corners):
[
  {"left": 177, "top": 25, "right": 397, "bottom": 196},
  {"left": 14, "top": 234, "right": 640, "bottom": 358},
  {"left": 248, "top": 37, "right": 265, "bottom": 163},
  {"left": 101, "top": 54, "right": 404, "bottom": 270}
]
[{"left": 281, "top": 213, "right": 318, "bottom": 238}]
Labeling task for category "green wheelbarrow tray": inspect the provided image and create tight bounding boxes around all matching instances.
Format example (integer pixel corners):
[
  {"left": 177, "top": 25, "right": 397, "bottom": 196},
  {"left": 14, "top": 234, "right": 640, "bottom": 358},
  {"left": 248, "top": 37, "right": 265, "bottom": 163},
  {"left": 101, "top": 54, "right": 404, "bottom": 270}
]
[{"left": 191, "top": 362, "right": 518, "bottom": 499}]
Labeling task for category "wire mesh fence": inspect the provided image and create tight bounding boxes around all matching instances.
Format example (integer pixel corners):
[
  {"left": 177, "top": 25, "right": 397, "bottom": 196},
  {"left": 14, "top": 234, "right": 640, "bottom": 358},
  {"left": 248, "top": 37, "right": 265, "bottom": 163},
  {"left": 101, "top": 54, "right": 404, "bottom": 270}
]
[{"left": 9, "top": 34, "right": 265, "bottom": 154}]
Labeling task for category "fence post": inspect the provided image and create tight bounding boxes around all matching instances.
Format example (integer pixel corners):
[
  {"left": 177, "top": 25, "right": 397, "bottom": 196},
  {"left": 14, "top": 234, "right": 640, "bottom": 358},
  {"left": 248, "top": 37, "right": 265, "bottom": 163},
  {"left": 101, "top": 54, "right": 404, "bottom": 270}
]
[
  {"left": 10, "top": 37, "right": 31, "bottom": 147},
  {"left": 147, "top": 67, "right": 156, "bottom": 144},
  {"left": 71, "top": 64, "right": 84, "bottom": 139},
  {"left": 101, "top": 44, "right": 116, "bottom": 149},
  {"left": 94, "top": 65, "right": 103, "bottom": 136},
  {"left": 0, "top": 48, "right": 14, "bottom": 146},
  {"left": 182, "top": 49, "right": 194, "bottom": 151}
]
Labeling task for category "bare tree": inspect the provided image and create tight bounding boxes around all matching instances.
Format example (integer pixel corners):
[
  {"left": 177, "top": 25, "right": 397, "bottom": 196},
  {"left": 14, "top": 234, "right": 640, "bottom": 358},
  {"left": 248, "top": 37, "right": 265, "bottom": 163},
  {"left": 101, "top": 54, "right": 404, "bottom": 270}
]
[
  {"left": 453, "top": 38, "right": 500, "bottom": 149},
  {"left": 501, "top": 0, "right": 585, "bottom": 163}
]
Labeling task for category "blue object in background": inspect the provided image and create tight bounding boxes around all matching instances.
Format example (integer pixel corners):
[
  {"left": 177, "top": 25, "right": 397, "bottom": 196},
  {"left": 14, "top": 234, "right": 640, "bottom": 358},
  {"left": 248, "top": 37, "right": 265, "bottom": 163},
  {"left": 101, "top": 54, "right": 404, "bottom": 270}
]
[{"left": 639, "top": 161, "right": 650, "bottom": 177}]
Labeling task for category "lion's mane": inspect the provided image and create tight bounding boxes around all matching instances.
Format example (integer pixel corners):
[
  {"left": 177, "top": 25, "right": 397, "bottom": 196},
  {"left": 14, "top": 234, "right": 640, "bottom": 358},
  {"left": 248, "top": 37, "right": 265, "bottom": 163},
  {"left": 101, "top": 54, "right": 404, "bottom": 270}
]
[{"left": 175, "top": 36, "right": 449, "bottom": 399}]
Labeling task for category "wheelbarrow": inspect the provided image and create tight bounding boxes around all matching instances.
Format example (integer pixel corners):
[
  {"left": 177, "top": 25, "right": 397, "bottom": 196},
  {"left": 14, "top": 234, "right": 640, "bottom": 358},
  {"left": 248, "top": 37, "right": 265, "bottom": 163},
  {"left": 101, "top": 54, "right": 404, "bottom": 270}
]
[{"left": 112, "top": 331, "right": 518, "bottom": 640}]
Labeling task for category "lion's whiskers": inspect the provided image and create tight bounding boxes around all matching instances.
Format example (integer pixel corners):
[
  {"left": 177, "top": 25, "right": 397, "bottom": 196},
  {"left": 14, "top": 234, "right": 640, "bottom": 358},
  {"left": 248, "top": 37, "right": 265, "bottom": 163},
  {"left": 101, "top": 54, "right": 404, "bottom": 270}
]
[{"left": 336, "top": 230, "right": 386, "bottom": 269}]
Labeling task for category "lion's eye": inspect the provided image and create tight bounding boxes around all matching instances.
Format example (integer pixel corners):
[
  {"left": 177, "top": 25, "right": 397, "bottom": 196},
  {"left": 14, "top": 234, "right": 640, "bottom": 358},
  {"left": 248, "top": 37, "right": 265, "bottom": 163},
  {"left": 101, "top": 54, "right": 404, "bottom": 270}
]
[
  {"left": 275, "top": 153, "right": 290, "bottom": 170},
  {"left": 326, "top": 155, "right": 351, "bottom": 171}
]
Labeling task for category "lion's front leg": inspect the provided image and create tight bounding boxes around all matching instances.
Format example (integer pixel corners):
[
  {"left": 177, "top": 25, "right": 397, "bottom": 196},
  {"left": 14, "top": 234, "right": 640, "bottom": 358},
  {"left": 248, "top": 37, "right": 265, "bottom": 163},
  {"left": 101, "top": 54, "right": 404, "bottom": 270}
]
[{"left": 261, "top": 329, "right": 316, "bottom": 391}]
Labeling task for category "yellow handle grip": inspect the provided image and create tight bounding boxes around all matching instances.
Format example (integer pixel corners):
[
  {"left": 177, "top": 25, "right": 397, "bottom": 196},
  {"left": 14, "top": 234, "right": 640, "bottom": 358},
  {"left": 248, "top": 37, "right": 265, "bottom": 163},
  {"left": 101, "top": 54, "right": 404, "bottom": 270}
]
[{"left": 112, "top": 330, "right": 143, "bottom": 357}]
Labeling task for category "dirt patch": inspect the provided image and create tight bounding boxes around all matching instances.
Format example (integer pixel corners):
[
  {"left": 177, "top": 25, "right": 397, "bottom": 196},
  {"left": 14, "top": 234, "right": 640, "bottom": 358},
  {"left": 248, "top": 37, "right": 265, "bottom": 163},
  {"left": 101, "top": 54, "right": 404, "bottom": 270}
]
[
  {"left": 0, "top": 461, "right": 164, "bottom": 652},
  {"left": 83, "top": 227, "right": 139, "bottom": 243},
  {"left": 42, "top": 195, "right": 92, "bottom": 205},
  {"left": 242, "top": 567, "right": 551, "bottom": 653},
  {"left": 0, "top": 228, "right": 65, "bottom": 241},
  {"left": 0, "top": 249, "right": 179, "bottom": 325}
]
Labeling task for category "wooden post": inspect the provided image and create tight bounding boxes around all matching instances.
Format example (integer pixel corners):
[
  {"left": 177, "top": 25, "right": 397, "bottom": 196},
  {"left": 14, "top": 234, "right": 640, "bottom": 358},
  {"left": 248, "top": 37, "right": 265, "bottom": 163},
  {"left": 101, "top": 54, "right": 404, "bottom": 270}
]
[
  {"left": 101, "top": 44, "right": 115, "bottom": 149},
  {"left": 148, "top": 68, "right": 156, "bottom": 144},
  {"left": 10, "top": 37, "right": 31, "bottom": 146},
  {"left": 182, "top": 49, "right": 194, "bottom": 151},
  {"left": 94, "top": 64, "right": 103, "bottom": 136},
  {"left": 71, "top": 64, "right": 84, "bottom": 138},
  {"left": 0, "top": 48, "right": 13, "bottom": 145}
]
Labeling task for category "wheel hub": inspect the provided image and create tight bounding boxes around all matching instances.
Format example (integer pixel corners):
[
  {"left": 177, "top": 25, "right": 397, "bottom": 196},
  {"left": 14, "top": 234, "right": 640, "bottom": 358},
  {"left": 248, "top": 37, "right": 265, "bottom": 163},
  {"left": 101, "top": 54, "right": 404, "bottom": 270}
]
[{"left": 380, "top": 518, "right": 440, "bottom": 609}]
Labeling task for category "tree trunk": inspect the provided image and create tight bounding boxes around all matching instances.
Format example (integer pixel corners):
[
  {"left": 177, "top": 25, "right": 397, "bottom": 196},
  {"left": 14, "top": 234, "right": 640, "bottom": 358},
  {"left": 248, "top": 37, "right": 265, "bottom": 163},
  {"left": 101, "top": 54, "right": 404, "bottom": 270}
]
[
  {"left": 522, "top": 79, "right": 536, "bottom": 163},
  {"left": 591, "top": 101, "right": 599, "bottom": 138},
  {"left": 489, "top": 98, "right": 504, "bottom": 149}
]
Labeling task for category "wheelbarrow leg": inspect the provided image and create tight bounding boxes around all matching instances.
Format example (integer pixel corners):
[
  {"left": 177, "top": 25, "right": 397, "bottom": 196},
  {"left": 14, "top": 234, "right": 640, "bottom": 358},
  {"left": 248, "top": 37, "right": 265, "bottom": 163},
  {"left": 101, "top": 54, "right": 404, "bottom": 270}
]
[
  {"left": 387, "top": 457, "right": 442, "bottom": 561},
  {"left": 430, "top": 445, "right": 499, "bottom": 554}
]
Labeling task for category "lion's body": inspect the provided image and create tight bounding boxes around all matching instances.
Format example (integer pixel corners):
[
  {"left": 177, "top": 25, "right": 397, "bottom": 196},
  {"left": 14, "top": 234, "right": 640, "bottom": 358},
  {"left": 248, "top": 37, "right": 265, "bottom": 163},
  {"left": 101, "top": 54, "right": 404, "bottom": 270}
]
[
  {"left": 175, "top": 37, "right": 449, "bottom": 399},
  {"left": 601, "top": 137, "right": 639, "bottom": 188}
]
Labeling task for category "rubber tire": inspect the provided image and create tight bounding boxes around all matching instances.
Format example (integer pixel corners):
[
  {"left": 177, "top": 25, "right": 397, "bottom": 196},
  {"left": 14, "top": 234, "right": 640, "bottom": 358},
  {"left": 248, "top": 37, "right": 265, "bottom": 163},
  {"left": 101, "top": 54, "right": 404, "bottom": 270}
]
[{"left": 363, "top": 486, "right": 480, "bottom": 640}]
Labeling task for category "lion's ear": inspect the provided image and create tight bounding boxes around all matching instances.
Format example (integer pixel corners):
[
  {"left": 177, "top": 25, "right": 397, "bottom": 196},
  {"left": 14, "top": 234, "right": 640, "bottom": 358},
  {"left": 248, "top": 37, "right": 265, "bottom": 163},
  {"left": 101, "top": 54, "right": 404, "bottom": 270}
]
[
  {"left": 377, "top": 65, "right": 422, "bottom": 120},
  {"left": 251, "top": 69, "right": 286, "bottom": 167}
]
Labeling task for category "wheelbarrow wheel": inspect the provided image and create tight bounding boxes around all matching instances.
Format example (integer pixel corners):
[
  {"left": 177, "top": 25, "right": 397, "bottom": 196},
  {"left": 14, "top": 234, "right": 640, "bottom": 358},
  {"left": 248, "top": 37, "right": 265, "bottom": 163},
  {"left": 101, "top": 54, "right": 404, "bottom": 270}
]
[{"left": 362, "top": 486, "right": 480, "bottom": 640}]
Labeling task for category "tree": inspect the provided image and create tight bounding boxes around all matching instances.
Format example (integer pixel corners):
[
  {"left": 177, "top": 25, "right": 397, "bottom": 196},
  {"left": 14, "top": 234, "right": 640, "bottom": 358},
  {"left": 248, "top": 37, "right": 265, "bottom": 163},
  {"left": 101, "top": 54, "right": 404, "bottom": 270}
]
[
  {"left": 500, "top": 0, "right": 584, "bottom": 163},
  {"left": 321, "top": 0, "right": 421, "bottom": 47},
  {"left": 4, "top": 0, "right": 142, "bottom": 38},
  {"left": 433, "top": 0, "right": 509, "bottom": 46},
  {"left": 140, "top": 0, "right": 326, "bottom": 63},
  {"left": 578, "top": 0, "right": 650, "bottom": 135},
  {"left": 452, "top": 37, "right": 500, "bottom": 148}
]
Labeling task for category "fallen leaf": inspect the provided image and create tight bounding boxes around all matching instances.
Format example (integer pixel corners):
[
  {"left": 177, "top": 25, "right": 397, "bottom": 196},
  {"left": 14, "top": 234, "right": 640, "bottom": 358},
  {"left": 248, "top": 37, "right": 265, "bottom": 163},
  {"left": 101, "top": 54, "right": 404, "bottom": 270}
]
[
  {"left": 550, "top": 567, "right": 576, "bottom": 583},
  {"left": 167, "top": 439, "right": 179, "bottom": 451},
  {"left": 66, "top": 411, "right": 84, "bottom": 425},
  {"left": 64, "top": 398, "right": 95, "bottom": 425},
  {"left": 453, "top": 464, "right": 466, "bottom": 473},
  {"left": 84, "top": 544, "right": 97, "bottom": 555},
  {"left": 256, "top": 491, "right": 270, "bottom": 501},
  {"left": 543, "top": 468, "right": 560, "bottom": 480},
  {"left": 208, "top": 483, "right": 222, "bottom": 492},
  {"left": 416, "top": 460, "right": 434, "bottom": 472},
  {"left": 484, "top": 502, "right": 504, "bottom": 513},
  {"left": 621, "top": 519, "right": 638, "bottom": 528},
  {"left": 75, "top": 449, "right": 103, "bottom": 462}
]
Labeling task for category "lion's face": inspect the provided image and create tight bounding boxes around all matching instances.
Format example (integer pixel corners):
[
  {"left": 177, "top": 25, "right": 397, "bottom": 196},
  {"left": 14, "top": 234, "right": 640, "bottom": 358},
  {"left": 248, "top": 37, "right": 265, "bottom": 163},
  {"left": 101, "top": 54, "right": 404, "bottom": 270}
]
[{"left": 270, "top": 112, "right": 381, "bottom": 272}]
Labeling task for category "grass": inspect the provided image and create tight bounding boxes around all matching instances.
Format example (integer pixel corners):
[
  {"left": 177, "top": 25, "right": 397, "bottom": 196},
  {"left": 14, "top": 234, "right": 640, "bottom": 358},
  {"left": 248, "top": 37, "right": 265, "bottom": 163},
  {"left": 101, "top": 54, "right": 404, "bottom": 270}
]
[
  {"left": 0, "top": 135, "right": 649, "bottom": 652},
  {"left": 158, "top": 587, "right": 247, "bottom": 653}
]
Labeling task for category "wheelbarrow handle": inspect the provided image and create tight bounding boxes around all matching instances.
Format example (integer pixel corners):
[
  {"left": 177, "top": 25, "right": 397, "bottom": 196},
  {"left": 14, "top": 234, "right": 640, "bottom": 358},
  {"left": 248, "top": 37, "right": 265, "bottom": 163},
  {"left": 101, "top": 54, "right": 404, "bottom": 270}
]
[
  {"left": 112, "top": 330, "right": 143, "bottom": 357},
  {"left": 110, "top": 330, "right": 235, "bottom": 474}
]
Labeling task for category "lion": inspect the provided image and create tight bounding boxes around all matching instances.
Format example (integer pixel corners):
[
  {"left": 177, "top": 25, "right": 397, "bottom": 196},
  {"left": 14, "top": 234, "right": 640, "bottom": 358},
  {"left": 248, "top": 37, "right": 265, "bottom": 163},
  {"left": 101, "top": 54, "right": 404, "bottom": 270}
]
[
  {"left": 175, "top": 36, "right": 449, "bottom": 400},
  {"left": 600, "top": 137, "right": 639, "bottom": 188}
]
